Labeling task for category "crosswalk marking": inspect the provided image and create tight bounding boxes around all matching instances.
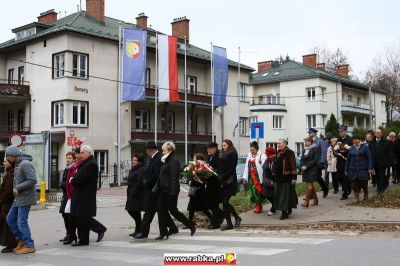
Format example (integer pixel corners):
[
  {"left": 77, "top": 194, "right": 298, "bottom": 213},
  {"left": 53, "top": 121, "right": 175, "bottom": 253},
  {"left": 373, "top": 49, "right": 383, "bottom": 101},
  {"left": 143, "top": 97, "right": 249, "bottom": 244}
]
[{"left": 171, "top": 235, "right": 333, "bottom": 245}]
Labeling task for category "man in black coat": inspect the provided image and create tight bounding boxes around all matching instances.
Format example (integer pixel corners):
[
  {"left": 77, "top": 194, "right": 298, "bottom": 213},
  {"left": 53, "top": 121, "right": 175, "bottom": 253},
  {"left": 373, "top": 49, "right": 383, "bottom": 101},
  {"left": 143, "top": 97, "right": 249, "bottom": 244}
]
[
  {"left": 369, "top": 129, "right": 395, "bottom": 193},
  {"left": 70, "top": 145, "right": 107, "bottom": 246},
  {"left": 337, "top": 125, "right": 353, "bottom": 200},
  {"left": 134, "top": 142, "right": 178, "bottom": 239},
  {"left": 205, "top": 142, "right": 224, "bottom": 229}
]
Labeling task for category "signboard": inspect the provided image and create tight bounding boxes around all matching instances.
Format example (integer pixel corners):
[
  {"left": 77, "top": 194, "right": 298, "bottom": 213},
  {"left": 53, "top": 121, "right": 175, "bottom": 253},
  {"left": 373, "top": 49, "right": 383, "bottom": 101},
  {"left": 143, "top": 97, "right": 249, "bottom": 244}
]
[
  {"left": 251, "top": 122, "right": 264, "bottom": 139},
  {"left": 67, "top": 136, "right": 77, "bottom": 146}
]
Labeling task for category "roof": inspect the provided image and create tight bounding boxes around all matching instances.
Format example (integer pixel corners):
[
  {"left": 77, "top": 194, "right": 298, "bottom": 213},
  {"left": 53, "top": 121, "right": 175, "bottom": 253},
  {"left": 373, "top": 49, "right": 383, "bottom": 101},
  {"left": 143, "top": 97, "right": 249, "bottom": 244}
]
[
  {"left": 0, "top": 11, "right": 254, "bottom": 71},
  {"left": 250, "top": 60, "right": 385, "bottom": 94}
]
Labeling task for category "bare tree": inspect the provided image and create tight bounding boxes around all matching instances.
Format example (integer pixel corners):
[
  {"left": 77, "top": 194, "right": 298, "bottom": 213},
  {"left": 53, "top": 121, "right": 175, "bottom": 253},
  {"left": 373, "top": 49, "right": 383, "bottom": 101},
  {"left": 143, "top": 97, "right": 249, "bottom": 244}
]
[{"left": 310, "top": 45, "right": 350, "bottom": 73}]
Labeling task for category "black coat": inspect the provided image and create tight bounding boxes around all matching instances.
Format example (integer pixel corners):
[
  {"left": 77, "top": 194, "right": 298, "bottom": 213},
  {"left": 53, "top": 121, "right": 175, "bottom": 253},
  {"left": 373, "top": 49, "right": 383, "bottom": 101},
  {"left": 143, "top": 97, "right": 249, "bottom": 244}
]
[
  {"left": 219, "top": 151, "right": 238, "bottom": 197},
  {"left": 206, "top": 152, "right": 222, "bottom": 205},
  {"left": 262, "top": 160, "right": 274, "bottom": 199},
  {"left": 369, "top": 138, "right": 395, "bottom": 168},
  {"left": 71, "top": 156, "right": 98, "bottom": 217},
  {"left": 59, "top": 166, "right": 69, "bottom": 214},
  {"left": 336, "top": 135, "right": 353, "bottom": 171},
  {"left": 301, "top": 146, "right": 320, "bottom": 182},
  {"left": 125, "top": 164, "right": 146, "bottom": 212},
  {"left": 142, "top": 151, "right": 162, "bottom": 212},
  {"left": 159, "top": 152, "right": 180, "bottom": 196},
  {"left": 187, "top": 180, "right": 207, "bottom": 211}
]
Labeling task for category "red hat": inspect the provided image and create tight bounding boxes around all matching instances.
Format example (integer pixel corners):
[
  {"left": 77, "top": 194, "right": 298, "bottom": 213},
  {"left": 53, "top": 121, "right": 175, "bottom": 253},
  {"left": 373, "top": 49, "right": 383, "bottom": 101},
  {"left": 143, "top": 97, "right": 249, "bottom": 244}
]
[{"left": 265, "top": 147, "right": 276, "bottom": 155}]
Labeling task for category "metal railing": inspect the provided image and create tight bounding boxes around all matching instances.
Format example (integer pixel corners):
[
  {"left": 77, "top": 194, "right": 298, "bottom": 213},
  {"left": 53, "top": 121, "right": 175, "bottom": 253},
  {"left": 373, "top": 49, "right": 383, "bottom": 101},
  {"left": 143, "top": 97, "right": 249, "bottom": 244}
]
[
  {"left": 0, "top": 126, "right": 30, "bottom": 132},
  {"left": 251, "top": 97, "right": 285, "bottom": 105},
  {"left": 131, "top": 128, "right": 212, "bottom": 135},
  {"left": 0, "top": 79, "right": 30, "bottom": 86},
  {"left": 341, "top": 101, "right": 372, "bottom": 110}
]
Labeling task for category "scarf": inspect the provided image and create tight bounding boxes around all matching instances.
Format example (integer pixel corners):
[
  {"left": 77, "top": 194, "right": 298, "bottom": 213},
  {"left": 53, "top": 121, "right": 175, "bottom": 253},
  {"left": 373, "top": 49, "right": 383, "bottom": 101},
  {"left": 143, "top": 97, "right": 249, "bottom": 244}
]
[
  {"left": 304, "top": 143, "right": 317, "bottom": 156},
  {"left": 161, "top": 152, "right": 171, "bottom": 163}
]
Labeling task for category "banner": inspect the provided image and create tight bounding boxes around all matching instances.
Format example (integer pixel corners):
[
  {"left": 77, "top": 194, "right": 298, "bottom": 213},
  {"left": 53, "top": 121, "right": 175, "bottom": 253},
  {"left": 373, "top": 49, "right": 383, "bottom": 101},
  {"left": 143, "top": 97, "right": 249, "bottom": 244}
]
[
  {"left": 158, "top": 34, "right": 179, "bottom": 102},
  {"left": 212, "top": 46, "right": 228, "bottom": 107}
]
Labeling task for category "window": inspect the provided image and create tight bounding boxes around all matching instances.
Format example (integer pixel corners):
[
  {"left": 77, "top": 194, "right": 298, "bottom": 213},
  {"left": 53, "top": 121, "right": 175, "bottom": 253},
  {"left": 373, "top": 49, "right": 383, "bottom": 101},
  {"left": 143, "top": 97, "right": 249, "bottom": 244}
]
[
  {"left": 18, "top": 67, "right": 24, "bottom": 85},
  {"left": 7, "top": 110, "right": 14, "bottom": 131},
  {"left": 239, "top": 117, "right": 250, "bottom": 136},
  {"left": 348, "top": 95, "right": 353, "bottom": 102},
  {"left": 250, "top": 115, "right": 258, "bottom": 123},
  {"left": 135, "top": 109, "right": 150, "bottom": 130},
  {"left": 53, "top": 53, "right": 65, "bottom": 78},
  {"left": 296, "top": 142, "right": 305, "bottom": 156},
  {"left": 146, "top": 68, "right": 150, "bottom": 86},
  {"left": 168, "top": 112, "right": 176, "bottom": 132},
  {"left": 187, "top": 76, "right": 197, "bottom": 94},
  {"left": 8, "top": 69, "right": 14, "bottom": 84},
  {"left": 356, "top": 97, "right": 361, "bottom": 106},
  {"left": 259, "top": 94, "right": 280, "bottom": 104},
  {"left": 17, "top": 109, "right": 24, "bottom": 131},
  {"left": 72, "top": 102, "right": 88, "bottom": 126},
  {"left": 307, "top": 88, "right": 316, "bottom": 101},
  {"left": 73, "top": 53, "right": 88, "bottom": 78},
  {"left": 348, "top": 118, "right": 354, "bottom": 127},
  {"left": 239, "top": 83, "right": 247, "bottom": 101},
  {"left": 273, "top": 116, "right": 283, "bottom": 129},
  {"left": 266, "top": 142, "right": 278, "bottom": 151},
  {"left": 381, "top": 101, "right": 386, "bottom": 111},
  {"left": 307, "top": 114, "right": 316, "bottom": 128},
  {"left": 94, "top": 151, "right": 108, "bottom": 175},
  {"left": 53, "top": 102, "right": 65, "bottom": 126}
]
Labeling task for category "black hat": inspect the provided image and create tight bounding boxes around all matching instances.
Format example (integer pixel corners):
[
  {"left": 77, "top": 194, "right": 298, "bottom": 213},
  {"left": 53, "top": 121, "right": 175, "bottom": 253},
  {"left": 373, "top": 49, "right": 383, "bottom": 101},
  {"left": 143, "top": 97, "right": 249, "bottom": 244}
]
[
  {"left": 368, "top": 130, "right": 374, "bottom": 134},
  {"left": 207, "top": 142, "right": 218, "bottom": 148},
  {"left": 339, "top": 125, "right": 348, "bottom": 131},
  {"left": 307, "top": 128, "right": 318, "bottom": 133},
  {"left": 144, "top": 141, "right": 158, "bottom": 149},
  {"left": 74, "top": 147, "right": 81, "bottom": 153}
]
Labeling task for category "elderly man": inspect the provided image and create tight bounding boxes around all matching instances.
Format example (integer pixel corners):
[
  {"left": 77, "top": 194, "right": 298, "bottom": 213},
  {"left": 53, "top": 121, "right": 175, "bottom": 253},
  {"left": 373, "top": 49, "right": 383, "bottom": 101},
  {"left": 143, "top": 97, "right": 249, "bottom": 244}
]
[
  {"left": 70, "top": 145, "right": 107, "bottom": 246},
  {"left": 337, "top": 125, "right": 353, "bottom": 200},
  {"left": 5, "top": 145, "right": 37, "bottom": 255}
]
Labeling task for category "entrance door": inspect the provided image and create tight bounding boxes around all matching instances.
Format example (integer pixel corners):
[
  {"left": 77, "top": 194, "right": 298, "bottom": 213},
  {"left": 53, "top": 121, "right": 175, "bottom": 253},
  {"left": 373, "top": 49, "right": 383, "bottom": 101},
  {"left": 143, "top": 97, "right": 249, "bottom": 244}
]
[{"left": 50, "top": 155, "right": 59, "bottom": 190}]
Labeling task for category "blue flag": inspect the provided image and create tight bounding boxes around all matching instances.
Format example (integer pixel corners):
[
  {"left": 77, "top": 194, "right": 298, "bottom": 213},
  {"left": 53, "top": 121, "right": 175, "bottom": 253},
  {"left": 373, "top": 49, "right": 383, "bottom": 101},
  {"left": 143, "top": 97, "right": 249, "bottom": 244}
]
[
  {"left": 122, "top": 28, "right": 147, "bottom": 101},
  {"left": 212, "top": 46, "right": 228, "bottom": 107}
]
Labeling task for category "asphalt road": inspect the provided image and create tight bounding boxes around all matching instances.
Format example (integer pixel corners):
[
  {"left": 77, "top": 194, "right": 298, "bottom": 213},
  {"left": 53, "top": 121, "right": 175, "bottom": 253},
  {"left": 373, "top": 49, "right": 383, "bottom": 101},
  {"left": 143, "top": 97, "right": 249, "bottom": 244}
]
[{"left": 1, "top": 202, "right": 400, "bottom": 266}]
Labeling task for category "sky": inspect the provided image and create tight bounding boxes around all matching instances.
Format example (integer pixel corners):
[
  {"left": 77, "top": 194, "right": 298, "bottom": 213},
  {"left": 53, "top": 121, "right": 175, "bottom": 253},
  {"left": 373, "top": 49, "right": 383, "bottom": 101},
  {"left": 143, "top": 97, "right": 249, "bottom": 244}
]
[{"left": 0, "top": 0, "right": 399, "bottom": 78}]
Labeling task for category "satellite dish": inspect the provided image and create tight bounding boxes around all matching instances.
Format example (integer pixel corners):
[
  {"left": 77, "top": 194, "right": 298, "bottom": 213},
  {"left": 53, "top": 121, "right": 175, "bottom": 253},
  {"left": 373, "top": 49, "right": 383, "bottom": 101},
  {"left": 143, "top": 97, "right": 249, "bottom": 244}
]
[{"left": 271, "top": 89, "right": 277, "bottom": 97}]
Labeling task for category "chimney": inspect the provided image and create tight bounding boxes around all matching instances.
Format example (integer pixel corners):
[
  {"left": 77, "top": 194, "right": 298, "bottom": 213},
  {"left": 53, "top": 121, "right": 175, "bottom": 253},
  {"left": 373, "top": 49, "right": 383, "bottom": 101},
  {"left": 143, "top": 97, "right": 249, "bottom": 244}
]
[
  {"left": 257, "top": 61, "right": 273, "bottom": 72},
  {"left": 86, "top": 0, "right": 104, "bottom": 23},
  {"left": 38, "top": 9, "right": 58, "bottom": 25},
  {"left": 136, "top": 13, "right": 148, "bottom": 29},
  {"left": 302, "top": 53, "right": 317, "bottom": 68},
  {"left": 335, "top": 64, "right": 349, "bottom": 77},
  {"left": 171, "top": 17, "right": 190, "bottom": 42},
  {"left": 317, "top": 63, "right": 326, "bottom": 70}
]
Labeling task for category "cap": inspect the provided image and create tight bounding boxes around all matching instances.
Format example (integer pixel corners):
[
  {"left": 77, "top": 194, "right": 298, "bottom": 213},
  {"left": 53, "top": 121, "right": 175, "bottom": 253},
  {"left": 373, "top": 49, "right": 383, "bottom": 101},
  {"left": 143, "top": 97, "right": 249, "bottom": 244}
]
[
  {"left": 265, "top": 147, "right": 276, "bottom": 155},
  {"left": 5, "top": 145, "right": 22, "bottom": 157},
  {"left": 339, "top": 125, "right": 348, "bottom": 131},
  {"left": 144, "top": 141, "right": 158, "bottom": 149},
  {"left": 307, "top": 128, "right": 318, "bottom": 133}
]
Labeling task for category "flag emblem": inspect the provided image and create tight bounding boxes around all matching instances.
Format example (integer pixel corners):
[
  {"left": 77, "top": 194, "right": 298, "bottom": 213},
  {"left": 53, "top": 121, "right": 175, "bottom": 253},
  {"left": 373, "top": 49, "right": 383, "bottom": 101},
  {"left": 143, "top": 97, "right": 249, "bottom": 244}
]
[{"left": 126, "top": 40, "right": 140, "bottom": 59}]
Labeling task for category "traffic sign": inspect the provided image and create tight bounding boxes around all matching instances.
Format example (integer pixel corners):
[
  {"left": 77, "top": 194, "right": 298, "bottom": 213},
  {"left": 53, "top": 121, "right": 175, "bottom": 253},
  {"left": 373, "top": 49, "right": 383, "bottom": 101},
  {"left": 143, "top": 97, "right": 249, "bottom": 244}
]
[
  {"left": 9, "top": 133, "right": 23, "bottom": 147},
  {"left": 251, "top": 122, "right": 264, "bottom": 139}
]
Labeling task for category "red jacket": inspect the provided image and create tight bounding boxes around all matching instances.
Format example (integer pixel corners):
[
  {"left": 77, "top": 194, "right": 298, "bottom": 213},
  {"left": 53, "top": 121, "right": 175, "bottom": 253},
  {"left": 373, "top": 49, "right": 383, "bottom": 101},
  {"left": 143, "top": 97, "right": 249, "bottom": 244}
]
[{"left": 66, "top": 160, "right": 83, "bottom": 199}]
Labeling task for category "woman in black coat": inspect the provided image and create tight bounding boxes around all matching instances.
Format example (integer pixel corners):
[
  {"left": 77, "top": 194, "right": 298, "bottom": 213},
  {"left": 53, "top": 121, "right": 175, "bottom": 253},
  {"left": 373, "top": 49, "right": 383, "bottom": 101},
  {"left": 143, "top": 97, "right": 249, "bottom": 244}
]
[
  {"left": 156, "top": 142, "right": 196, "bottom": 240},
  {"left": 300, "top": 137, "right": 320, "bottom": 207},
  {"left": 219, "top": 139, "right": 241, "bottom": 231},
  {"left": 263, "top": 147, "right": 277, "bottom": 216},
  {"left": 125, "top": 153, "right": 146, "bottom": 237}
]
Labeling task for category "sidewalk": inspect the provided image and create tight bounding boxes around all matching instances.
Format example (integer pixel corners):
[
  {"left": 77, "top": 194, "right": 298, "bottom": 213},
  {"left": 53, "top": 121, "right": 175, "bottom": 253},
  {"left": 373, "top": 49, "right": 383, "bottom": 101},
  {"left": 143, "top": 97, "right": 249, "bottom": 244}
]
[{"left": 240, "top": 184, "right": 400, "bottom": 226}]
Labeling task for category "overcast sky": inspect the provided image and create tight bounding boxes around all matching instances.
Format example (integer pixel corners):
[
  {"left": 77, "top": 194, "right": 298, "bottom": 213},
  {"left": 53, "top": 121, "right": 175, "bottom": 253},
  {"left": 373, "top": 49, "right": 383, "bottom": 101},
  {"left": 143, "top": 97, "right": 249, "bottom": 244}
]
[{"left": 1, "top": 0, "right": 399, "bottom": 78}]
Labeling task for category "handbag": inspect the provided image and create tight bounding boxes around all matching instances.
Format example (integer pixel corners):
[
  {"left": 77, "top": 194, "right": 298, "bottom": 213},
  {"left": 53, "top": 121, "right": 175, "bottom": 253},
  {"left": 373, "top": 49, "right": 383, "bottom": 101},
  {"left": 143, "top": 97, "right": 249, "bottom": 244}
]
[
  {"left": 188, "top": 186, "right": 200, "bottom": 197},
  {"left": 64, "top": 199, "right": 71, "bottom": 214}
]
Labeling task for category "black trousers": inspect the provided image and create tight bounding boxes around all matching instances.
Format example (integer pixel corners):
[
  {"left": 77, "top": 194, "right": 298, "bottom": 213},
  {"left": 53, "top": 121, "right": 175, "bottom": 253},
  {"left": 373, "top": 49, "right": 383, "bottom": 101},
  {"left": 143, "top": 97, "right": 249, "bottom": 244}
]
[
  {"left": 329, "top": 172, "right": 339, "bottom": 191},
  {"left": 157, "top": 193, "right": 193, "bottom": 236},
  {"left": 127, "top": 210, "right": 142, "bottom": 233},
  {"left": 375, "top": 167, "right": 388, "bottom": 193},
  {"left": 266, "top": 196, "right": 275, "bottom": 212},
  {"left": 351, "top": 179, "right": 368, "bottom": 195},
  {"left": 317, "top": 167, "right": 328, "bottom": 191},
  {"left": 221, "top": 195, "right": 239, "bottom": 226},
  {"left": 75, "top": 216, "right": 107, "bottom": 244},
  {"left": 140, "top": 209, "right": 177, "bottom": 237},
  {"left": 62, "top": 213, "right": 77, "bottom": 240},
  {"left": 61, "top": 213, "right": 70, "bottom": 236},
  {"left": 337, "top": 169, "right": 351, "bottom": 196}
]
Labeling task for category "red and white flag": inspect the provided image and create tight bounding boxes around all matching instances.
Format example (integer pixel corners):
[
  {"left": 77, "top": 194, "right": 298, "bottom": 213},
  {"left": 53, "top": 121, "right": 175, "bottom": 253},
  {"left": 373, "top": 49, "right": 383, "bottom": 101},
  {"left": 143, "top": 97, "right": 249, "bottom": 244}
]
[{"left": 158, "top": 34, "right": 179, "bottom": 102}]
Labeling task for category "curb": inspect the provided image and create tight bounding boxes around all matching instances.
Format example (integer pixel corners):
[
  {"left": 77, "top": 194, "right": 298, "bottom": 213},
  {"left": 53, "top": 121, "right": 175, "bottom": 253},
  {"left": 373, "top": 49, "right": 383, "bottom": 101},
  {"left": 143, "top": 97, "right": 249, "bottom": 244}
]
[{"left": 239, "top": 220, "right": 400, "bottom": 228}]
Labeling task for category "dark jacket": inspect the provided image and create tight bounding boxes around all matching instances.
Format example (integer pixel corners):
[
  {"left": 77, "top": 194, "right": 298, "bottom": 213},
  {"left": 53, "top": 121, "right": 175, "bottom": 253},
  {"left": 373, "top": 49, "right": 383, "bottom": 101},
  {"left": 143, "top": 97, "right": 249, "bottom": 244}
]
[
  {"left": 125, "top": 164, "right": 146, "bottom": 211},
  {"left": 219, "top": 150, "right": 238, "bottom": 197},
  {"left": 59, "top": 166, "right": 69, "bottom": 214},
  {"left": 345, "top": 144, "right": 373, "bottom": 181},
  {"left": 0, "top": 169, "right": 15, "bottom": 219},
  {"left": 369, "top": 138, "right": 395, "bottom": 168},
  {"left": 336, "top": 135, "right": 353, "bottom": 171},
  {"left": 142, "top": 151, "right": 162, "bottom": 212},
  {"left": 159, "top": 152, "right": 181, "bottom": 196},
  {"left": 262, "top": 159, "right": 274, "bottom": 198},
  {"left": 205, "top": 151, "right": 222, "bottom": 205},
  {"left": 71, "top": 156, "right": 98, "bottom": 217},
  {"left": 272, "top": 147, "right": 297, "bottom": 183},
  {"left": 301, "top": 145, "right": 320, "bottom": 183}
]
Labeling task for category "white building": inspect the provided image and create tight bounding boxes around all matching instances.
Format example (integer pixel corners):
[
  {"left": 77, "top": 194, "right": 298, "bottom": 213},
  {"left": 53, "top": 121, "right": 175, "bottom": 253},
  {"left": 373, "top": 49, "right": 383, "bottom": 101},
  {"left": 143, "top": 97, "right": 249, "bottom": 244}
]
[
  {"left": 0, "top": 0, "right": 253, "bottom": 186},
  {"left": 249, "top": 54, "right": 387, "bottom": 156}
]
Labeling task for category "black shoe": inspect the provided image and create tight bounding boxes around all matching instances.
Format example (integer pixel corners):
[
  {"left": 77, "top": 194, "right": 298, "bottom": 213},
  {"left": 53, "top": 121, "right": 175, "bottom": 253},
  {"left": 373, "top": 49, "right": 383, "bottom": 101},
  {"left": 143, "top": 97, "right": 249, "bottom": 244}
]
[
  {"left": 59, "top": 235, "right": 69, "bottom": 242},
  {"left": 1, "top": 246, "right": 15, "bottom": 253},
  {"left": 221, "top": 224, "right": 234, "bottom": 231},
  {"left": 288, "top": 208, "right": 292, "bottom": 215},
  {"left": 190, "top": 226, "right": 196, "bottom": 236},
  {"left": 155, "top": 235, "right": 169, "bottom": 240},
  {"left": 168, "top": 228, "right": 179, "bottom": 236},
  {"left": 280, "top": 211, "right": 289, "bottom": 220},
  {"left": 234, "top": 217, "right": 242, "bottom": 228},
  {"left": 323, "top": 189, "right": 329, "bottom": 198},
  {"left": 71, "top": 242, "right": 89, "bottom": 247},
  {"left": 97, "top": 231, "right": 106, "bottom": 243},
  {"left": 133, "top": 232, "right": 148, "bottom": 239},
  {"left": 129, "top": 231, "right": 140, "bottom": 238},
  {"left": 340, "top": 195, "right": 348, "bottom": 200},
  {"left": 207, "top": 224, "right": 220, "bottom": 230},
  {"left": 333, "top": 189, "right": 338, "bottom": 194},
  {"left": 63, "top": 237, "right": 77, "bottom": 245}
]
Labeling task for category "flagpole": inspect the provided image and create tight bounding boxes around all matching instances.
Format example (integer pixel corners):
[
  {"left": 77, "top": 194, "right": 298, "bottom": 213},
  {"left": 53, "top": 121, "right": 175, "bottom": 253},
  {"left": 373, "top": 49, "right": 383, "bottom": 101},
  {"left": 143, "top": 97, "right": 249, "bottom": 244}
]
[
  {"left": 184, "top": 37, "right": 188, "bottom": 162},
  {"left": 155, "top": 33, "right": 158, "bottom": 144},
  {"left": 117, "top": 22, "right": 122, "bottom": 186},
  {"left": 211, "top": 43, "right": 214, "bottom": 142},
  {"left": 237, "top": 46, "right": 241, "bottom": 156}
]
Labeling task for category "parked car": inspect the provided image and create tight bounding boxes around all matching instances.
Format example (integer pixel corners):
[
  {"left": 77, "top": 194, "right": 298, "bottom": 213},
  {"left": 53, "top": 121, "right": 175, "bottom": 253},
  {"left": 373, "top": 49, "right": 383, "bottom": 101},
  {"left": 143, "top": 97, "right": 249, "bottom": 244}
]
[{"left": 236, "top": 156, "right": 248, "bottom": 192}]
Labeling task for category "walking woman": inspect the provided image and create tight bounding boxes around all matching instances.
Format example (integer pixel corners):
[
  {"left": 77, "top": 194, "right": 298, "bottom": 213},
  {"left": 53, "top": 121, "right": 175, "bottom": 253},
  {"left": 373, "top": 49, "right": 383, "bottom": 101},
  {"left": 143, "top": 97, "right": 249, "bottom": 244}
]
[
  {"left": 243, "top": 141, "right": 266, "bottom": 213},
  {"left": 300, "top": 137, "right": 320, "bottom": 207},
  {"left": 186, "top": 153, "right": 214, "bottom": 227},
  {"left": 59, "top": 152, "right": 75, "bottom": 243},
  {"left": 327, "top": 138, "right": 339, "bottom": 194},
  {"left": 0, "top": 158, "right": 18, "bottom": 253},
  {"left": 219, "top": 139, "right": 241, "bottom": 230},
  {"left": 125, "top": 154, "right": 146, "bottom": 237},
  {"left": 262, "top": 147, "right": 277, "bottom": 216},
  {"left": 157, "top": 142, "right": 196, "bottom": 240},
  {"left": 345, "top": 134, "right": 373, "bottom": 203},
  {"left": 272, "top": 139, "right": 298, "bottom": 220}
]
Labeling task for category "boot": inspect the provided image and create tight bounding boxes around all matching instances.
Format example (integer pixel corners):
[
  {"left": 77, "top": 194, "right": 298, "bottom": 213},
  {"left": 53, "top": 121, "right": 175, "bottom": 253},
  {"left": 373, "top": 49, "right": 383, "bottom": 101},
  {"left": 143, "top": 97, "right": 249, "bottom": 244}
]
[
  {"left": 255, "top": 203, "right": 262, "bottom": 213},
  {"left": 363, "top": 191, "right": 368, "bottom": 200},
  {"left": 354, "top": 191, "right": 360, "bottom": 203},
  {"left": 311, "top": 187, "right": 318, "bottom": 206},
  {"left": 301, "top": 190, "right": 310, "bottom": 208},
  {"left": 13, "top": 241, "right": 24, "bottom": 253}
]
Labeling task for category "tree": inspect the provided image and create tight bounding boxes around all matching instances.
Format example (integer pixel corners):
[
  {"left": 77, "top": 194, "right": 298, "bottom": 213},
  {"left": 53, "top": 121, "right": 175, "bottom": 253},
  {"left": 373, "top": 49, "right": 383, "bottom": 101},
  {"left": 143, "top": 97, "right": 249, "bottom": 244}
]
[
  {"left": 310, "top": 45, "right": 350, "bottom": 74},
  {"left": 325, "top": 113, "right": 340, "bottom": 137}
]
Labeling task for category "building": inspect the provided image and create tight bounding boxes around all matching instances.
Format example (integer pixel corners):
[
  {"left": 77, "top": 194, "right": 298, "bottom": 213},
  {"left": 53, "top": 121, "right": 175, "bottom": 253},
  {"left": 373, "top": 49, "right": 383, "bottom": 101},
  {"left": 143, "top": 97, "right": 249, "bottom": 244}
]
[
  {"left": 249, "top": 54, "right": 387, "bottom": 155},
  {"left": 0, "top": 0, "right": 253, "bottom": 186}
]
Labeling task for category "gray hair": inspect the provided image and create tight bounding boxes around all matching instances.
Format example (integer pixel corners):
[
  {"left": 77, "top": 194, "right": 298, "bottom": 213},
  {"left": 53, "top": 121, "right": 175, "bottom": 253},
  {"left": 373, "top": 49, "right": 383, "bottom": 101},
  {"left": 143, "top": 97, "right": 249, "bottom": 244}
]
[
  {"left": 162, "top": 141, "right": 176, "bottom": 152},
  {"left": 278, "top": 138, "right": 288, "bottom": 145},
  {"left": 80, "top": 144, "right": 93, "bottom": 155}
]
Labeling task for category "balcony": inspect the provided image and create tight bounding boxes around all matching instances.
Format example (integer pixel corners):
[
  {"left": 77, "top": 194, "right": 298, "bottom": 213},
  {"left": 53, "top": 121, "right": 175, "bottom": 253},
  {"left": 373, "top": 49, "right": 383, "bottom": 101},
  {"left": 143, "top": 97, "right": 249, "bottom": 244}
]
[
  {"left": 0, "top": 126, "right": 30, "bottom": 140},
  {"left": 341, "top": 101, "right": 373, "bottom": 115},
  {"left": 131, "top": 128, "right": 213, "bottom": 145},
  {"left": 145, "top": 86, "right": 211, "bottom": 106},
  {"left": 0, "top": 80, "right": 30, "bottom": 104},
  {"left": 250, "top": 98, "right": 287, "bottom": 112}
]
